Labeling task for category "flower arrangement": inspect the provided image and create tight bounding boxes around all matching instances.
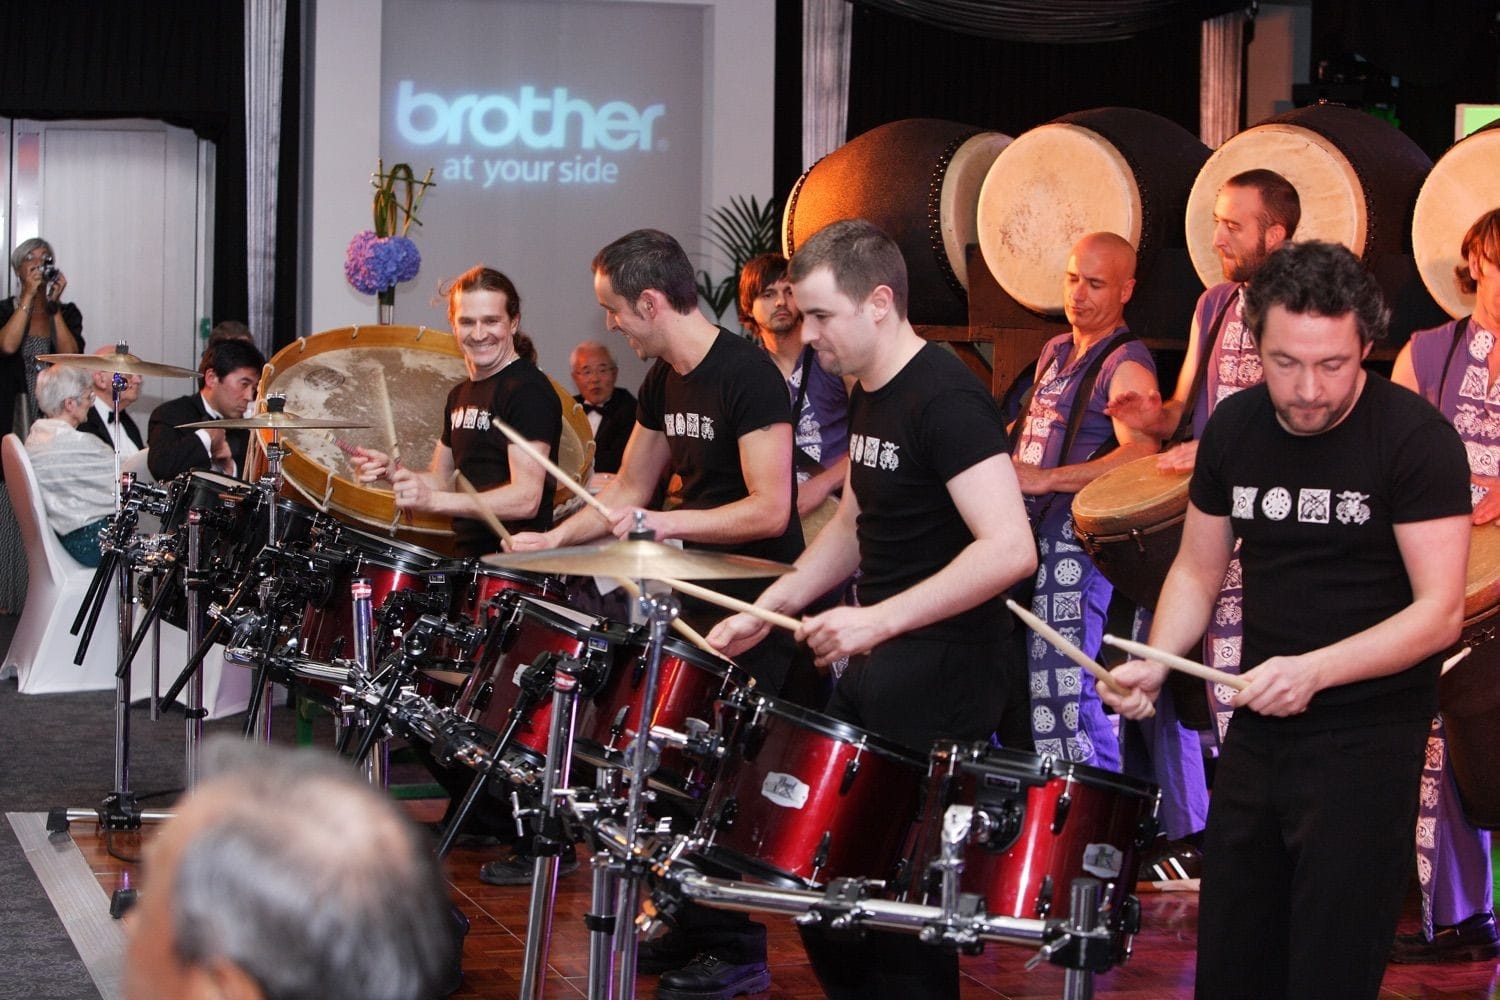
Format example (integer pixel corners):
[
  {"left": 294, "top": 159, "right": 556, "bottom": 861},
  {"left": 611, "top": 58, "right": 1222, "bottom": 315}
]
[{"left": 344, "top": 161, "right": 435, "bottom": 318}]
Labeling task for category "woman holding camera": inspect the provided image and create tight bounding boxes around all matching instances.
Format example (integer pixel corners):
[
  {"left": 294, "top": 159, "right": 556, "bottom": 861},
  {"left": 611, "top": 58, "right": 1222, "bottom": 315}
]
[{"left": 1, "top": 237, "right": 84, "bottom": 442}]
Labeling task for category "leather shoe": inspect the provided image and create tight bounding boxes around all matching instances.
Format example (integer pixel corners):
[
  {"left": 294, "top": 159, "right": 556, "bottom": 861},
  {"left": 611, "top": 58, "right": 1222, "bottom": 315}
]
[
  {"left": 478, "top": 846, "right": 579, "bottom": 886},
  {"left": 656, "top": 954, "right": 771, "bottom": 999},
  {"left": 1391, "top": 911, "right": 1500, "bottom": 964}
]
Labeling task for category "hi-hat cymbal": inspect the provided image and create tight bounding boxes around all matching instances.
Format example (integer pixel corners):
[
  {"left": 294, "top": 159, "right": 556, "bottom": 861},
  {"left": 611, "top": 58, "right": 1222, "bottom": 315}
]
[
  {"left": 40, "top": 351, "right": 200, "bottom": 379},
  {"left": 178, "top": 412, "right": 372, "bottom": 430},
  {"left": 484, "top": 538, "right": 795, "bottom": 581}
]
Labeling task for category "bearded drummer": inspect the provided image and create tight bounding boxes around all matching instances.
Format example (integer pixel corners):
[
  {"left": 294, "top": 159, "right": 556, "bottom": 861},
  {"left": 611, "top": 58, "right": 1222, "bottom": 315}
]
[
  {"left": 352, "top": 265, "right": 561, "bottom": 557},
  {"left": 708, "top": 218, "right": 1037, "bottom": 1000},
  {"left": 1103, "top": 242, "right": 1470, "bottom": 999},
  {"left": 1387, "top": 207, "right": 1500, "bottom": 964}
]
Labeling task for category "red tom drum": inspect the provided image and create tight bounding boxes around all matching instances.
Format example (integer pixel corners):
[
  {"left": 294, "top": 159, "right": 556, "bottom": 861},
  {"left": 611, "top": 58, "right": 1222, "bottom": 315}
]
[
  {"left": 909, "top": 743, "right": 1159, "bottom": 924},
  {"left": 297, "top": 524, "right": 445, "bottom": 662},
  {"left": 692, "top": 693, "right": 927, "bottom": 888}
]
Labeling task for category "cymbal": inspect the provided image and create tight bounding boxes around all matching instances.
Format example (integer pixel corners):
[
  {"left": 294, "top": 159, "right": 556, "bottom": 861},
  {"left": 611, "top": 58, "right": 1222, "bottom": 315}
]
[
  {"left": 177, "top": 412, "right": 372, "bottom": 430},
  {"left": 484, "top": 538, "right": 795, "bottom": 581},
  {"left": 40, "top": 351, "right": 200, "bottom": 379}
]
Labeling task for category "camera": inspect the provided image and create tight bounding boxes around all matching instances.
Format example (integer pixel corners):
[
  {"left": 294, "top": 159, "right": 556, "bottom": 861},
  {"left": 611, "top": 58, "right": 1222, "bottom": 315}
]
[{"left": 39, "top": 254, "right": 58, "bottom": 286}]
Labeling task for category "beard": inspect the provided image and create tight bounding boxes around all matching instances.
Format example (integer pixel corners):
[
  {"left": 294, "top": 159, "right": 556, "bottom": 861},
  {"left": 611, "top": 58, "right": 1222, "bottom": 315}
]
[{"left": 1221, "top": 235, "right": 1270, "bottom": 284}]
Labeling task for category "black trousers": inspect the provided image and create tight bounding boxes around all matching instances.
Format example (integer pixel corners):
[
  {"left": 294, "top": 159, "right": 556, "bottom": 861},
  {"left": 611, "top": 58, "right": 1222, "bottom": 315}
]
[{"left": 1196, "top": 715, "right": 1429, "bottom": 1000}]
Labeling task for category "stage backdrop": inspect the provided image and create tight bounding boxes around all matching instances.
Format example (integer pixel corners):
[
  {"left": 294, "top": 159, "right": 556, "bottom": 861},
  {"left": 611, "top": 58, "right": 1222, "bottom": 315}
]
[{"left": 374, "top": 0, "right": 705, "bottom": 393}]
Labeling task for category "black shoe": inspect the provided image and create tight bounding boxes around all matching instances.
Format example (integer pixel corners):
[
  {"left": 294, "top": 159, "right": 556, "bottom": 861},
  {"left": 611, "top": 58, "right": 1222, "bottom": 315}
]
[
  {"left": 1141, "top": 834, "right": 1204, "bottom": 882},
  {"left": 637, "top": 934, "right": 695, "bottom": 975},
  {"left": 478, "top": 847, "right": 579, "bottom": 886},
  {"left": 1391, "top": 912, "right": 1500, "bottom": 964},
  {"left": 656, "top": 954, "right": 771, "bottom": 1000}
]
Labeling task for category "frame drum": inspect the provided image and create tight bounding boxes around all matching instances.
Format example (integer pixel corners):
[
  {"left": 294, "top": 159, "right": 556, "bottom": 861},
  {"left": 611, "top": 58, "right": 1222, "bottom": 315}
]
[
  {"left": 1071, "top": 453, "right": 1191, "bottom": 611},
  {"left": 252, "top": 325, "right": 593, "bottom": 545},
  {"left": 1412, "top": 120, "right": 1500, "bottom": 321},
  {"left": 1438, "top": 522, "right": 1500, "bottom": 828},
  {"left": 1184, "top": 103, "right": 1432, "bottom": 290},
  {"left": 782, "top": 118, "right": 1011, "bottom": 327},
  {"left": 977, "top": 107, "right": 1208, "bottom": 316}
]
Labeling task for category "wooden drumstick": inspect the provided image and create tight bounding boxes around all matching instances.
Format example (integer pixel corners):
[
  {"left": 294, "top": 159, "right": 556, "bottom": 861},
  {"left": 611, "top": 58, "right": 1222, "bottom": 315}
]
[
  {"left": 1442, "top": 646, "right": 1472, "bottom": 676},
  {"left": 663, "top": 577, "right": 804, "bottom": 634},
  {"left": 455, "top": 473, "right": 513, "bottom": 545},
  {"left": 1101, "top": 634, "right": 1250, "bottom": 691},
  {"left": 493, "top": 418, "right": 612, "bottom": 521},
  {"left": 374, "top": 371, "right": 401, "bottom": 469},
  {"left": 1005, "top": 599, "right": 1144, "bottom": 710},
  {"left": 609, "top": 577, "right": 721, "bottom": 657}
]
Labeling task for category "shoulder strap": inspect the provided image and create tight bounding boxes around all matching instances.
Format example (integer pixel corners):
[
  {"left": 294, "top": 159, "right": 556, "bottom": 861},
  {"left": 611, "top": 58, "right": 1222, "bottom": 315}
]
[
  {"left": 1059, "top": 330, "right": 1138, "bottom": 464},
  {"left": 1168, "top": 290, "right": 1238, "bottom": 444},
  {"left": 789, "top": 345, "right": 824, "bottom": 475},
  {"left": 1435, "top": 316, "right": 1471, "bottom": 406}
]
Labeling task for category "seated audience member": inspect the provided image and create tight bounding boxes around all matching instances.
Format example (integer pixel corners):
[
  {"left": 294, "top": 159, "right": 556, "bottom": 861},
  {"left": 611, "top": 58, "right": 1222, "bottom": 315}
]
[
  {"left": 24, "top": 364, "right": 119, "bottom": 566},
  {"left": 570, "top": 339, "right": 635, "bottom": 483},
  {"left": 80, "top": 345, "right": 145, "bottom": 455},
  {"left": 148, "top": 338, "right": 265, "bottom": 482},
  {"left": 125, "top": 739, "right": 458, "bottom": 1000}
]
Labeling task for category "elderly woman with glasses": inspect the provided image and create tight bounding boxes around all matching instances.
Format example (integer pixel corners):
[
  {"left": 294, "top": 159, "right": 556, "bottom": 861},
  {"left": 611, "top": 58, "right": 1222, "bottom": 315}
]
[
  {"left": 2, "top": 237, "right": 84, "bottom": 444},
  {"left": 25, "top": 364, "right": 116, "bottom": 565}
]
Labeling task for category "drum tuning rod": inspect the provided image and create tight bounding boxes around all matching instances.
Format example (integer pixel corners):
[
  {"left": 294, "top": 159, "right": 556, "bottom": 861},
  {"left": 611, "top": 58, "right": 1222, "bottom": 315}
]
[
  {"left": 1005, "top": 599, "right": 1145, "bottom": 710},
  {"left": 1101, "top": 634, "right": 1249, "bottom": 691}
]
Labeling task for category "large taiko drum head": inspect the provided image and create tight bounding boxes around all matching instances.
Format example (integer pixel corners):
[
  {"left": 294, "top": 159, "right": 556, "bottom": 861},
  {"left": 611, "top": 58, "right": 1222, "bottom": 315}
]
[
  {"left": 1439, "top": 522, "right": 1500, "bottom": 828},
  {"left": 1185, "top": 103, "right": 1432, "bottom": 289},
  {"left": 977, "top": 107, "right": 1208, "bottom": 316},
  {"left": 1412, "top": 121, "right": 1500, "bottom": 321},
  {"left": 252, "top": 325, "right": 593, "bottom": 545},
  {"left": 782, "top": 118, "right": 1011, "bottom": 326}
]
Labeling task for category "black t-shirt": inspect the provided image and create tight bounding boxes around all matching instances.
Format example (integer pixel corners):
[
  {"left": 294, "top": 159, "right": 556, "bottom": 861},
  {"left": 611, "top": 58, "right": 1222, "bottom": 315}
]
[
  {"left": 635, "top": 328, "right": 804, "bottom": 566},
  {"left": 1191, "top": 373, "right": 1470, "bottom": 730},
  {"left": 439, "top": 359, "right": 562, "bottom": 554},
  {"left": 848, "top": 342, "right": 1012, "bottom": 642}
]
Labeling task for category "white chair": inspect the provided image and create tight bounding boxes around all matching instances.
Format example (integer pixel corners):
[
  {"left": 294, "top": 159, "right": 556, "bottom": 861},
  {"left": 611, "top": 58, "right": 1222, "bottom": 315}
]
[{"left": 2, "top": 435, "right": 250, "bottom": 716}]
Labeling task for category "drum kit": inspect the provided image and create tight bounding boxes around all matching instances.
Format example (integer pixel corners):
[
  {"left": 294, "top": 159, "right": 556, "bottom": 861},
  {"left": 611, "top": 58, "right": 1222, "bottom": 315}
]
[{"left": 34, "top": 345, "right": 1160, "bottom": 999}]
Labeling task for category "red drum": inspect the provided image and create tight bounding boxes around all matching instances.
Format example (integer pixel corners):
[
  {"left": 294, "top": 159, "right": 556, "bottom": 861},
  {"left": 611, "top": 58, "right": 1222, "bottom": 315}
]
[
  {"left": 452, "top": 592, "right": 634, "bottom": 772},
  {"left": 451, "top": 562, "right": 563, "bottom": 628},
  {"left": 692, "top": 693, "right": 927, "bottom": 888},
  {"left": 909, "top": 743, "right": 1159, "bottom": 924},
  {"left": 298, "top": 524, "right": 445, "bottom": 661},
  {"left": 574, "top": 634, "right": 749, "bottom": 803}
]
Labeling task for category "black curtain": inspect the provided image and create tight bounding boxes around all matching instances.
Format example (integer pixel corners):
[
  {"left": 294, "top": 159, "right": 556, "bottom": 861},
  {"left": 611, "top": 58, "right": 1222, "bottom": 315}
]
[{"left": 850, "top": 0, "right": 1242, "bottom": 44}]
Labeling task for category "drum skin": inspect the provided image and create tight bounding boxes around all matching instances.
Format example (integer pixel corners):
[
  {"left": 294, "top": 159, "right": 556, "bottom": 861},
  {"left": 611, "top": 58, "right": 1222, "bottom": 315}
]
[
  {"left": 693, "top": 694, "right": 927, "bottom": 888},
  {"left": 1071, "top": 454, "right": 1191, "bottom": 610},
  {"left": 783, "top": 119, "right": 1011, "bottom": 326},
  {"left": 1437, "top": 522, "right": 1500, "bottom": 828},
  {"left": 978, "top": 107, "right": 1208, "bottom": 317},
  {"left": 254, "top": 325, "right": 593, "bottom": 549},
  {"left": 1411, "top": 120, "right": 1500, "bottom": 321},
  {"left": 1185, "top": 103, "right": 1432, "bottom": 289},
  {"left": 910, "top": 743, "right": 1159, "bottom": 924}
]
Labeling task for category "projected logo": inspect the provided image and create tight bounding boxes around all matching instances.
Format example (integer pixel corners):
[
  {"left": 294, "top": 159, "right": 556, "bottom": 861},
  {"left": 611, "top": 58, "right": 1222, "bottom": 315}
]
[{"left": 394, "top": 80, "right": 667, "bottom": 187}]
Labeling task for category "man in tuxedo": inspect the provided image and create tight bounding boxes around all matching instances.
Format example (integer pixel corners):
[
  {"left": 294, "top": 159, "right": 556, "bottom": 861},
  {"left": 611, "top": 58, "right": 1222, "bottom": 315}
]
[
  {"left": 80, "top": 345, "right": 145, "bottom": 456},
  {"left": 569, "top": 339, "right": 634, "bottom": 483},
  {"left": 147, "top": 338, "right": 264, "bottom": 482}
]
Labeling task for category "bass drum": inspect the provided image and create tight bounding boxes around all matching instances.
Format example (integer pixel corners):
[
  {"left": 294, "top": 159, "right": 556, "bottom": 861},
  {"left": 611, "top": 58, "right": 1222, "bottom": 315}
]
[
  {"left": 977, "top": 107, "right": 1208, "bottom": 317},
  {"left": 1071, "top": 453, "right": 1191, "bottom": 611},
  {"left": 1411, "top": 120, "right": 1500, "bottom": 321},
  {"left": 782, "top": 119, "right": 1011, "bottom": 326},
  {"left": 252, "top": 325, "right": 594, "bottom": 549},
  {"left": 1438, "top": 521, "right": 1500, "bottom": 828},
  {"left": 1185, "top": 102, "right": 1432, "bottom": 290}
]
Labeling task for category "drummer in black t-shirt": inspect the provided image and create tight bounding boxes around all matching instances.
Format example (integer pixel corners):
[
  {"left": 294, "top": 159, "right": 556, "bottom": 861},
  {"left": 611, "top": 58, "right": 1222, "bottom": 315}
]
[
  {"left": 708, "top": 218, "right": 1037, "bottom": 1000},
  {"left": 353, "top": 265, "right": 561, "bottom": 557}
]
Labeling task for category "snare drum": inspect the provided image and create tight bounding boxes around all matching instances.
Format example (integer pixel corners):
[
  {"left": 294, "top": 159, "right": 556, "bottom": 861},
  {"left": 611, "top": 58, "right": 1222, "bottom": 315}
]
[
  {"left": 297, "top": 523, "right": 446, "bottom": 662},
  {"left": 1071, "top": 453, "right": 1191, "bottom": 610},
  {"left": 909, "top": 743, "right": 1159, "bottom": 923},
  {"left": 575, "top": 634, "right": 749, "bottom": 803},
  {"left": 692, "top": 693, "right": 927, "bottom": 888},
  {"left": 451, "top": 592, "right": 633, "bottom": 773}
]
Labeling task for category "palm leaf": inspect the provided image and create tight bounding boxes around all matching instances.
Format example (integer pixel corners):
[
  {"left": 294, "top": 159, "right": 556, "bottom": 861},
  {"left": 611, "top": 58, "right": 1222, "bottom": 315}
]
[{"left": 696, "top": 194, "right": 781, "bottom": 321}]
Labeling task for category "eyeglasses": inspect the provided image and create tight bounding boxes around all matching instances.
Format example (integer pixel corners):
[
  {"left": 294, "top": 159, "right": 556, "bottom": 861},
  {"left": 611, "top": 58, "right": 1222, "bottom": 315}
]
[{"left": 572, "top": 365, "right": 617, "bottom": 377}]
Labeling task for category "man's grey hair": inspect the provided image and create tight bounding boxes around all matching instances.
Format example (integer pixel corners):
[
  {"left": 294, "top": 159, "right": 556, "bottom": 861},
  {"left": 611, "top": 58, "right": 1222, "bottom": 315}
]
[
  {"left": 571, "top": 339, "right": 616, "bottom": 368},
  {"left": 35, "top": 364, "right": 91, "bottom": 418},
  {"left": 170, "top": 739, "right": 457, "bottom": 1000}
]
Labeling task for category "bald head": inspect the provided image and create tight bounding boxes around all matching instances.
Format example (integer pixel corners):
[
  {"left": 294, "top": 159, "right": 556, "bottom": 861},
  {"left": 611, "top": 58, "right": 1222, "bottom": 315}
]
[{"left": 1063, "top": 232, "right": 1137, "bottom": 339}]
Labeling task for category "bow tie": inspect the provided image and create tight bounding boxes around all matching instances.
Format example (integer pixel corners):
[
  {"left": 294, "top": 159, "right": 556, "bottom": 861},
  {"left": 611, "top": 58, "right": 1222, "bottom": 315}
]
[
  {"left": 582, "top": 402, "right": 604, "bottom": 415},
  {"left": 104, "top": 411, "right": 118, "bottom": 424}
]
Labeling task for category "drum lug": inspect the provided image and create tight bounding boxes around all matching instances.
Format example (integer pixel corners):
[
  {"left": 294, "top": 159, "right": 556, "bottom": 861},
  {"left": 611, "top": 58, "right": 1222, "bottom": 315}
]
[
  {"left": 1128, "top": 527, "right": 1146, "bottom": 555},
  {"left": 839, "top": 755, "right": 862, "bottom": 795},
  {"left": 714, "top": 796, "right": 738, "bottom": 832},
  {"left": 1035, "top": 874, "right": 1054, "bottom": 918},
  {"left": 810, "top": 830, "right": 833, "bottom": 883},
  {"left": 1051, "top": 790, "right": 1072, "bottom": 835}
]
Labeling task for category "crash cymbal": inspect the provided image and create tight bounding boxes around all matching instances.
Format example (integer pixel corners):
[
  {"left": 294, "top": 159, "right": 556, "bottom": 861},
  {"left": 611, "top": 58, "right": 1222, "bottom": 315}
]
[
  {"left": 40, "top": 351, "right": 200, "bottom": 379},
  {"left": 177, "top": 411, "right": 372, "bottom": 430},
  {"left": 484, "top": 538, "right": 795, "bottom": 581}
]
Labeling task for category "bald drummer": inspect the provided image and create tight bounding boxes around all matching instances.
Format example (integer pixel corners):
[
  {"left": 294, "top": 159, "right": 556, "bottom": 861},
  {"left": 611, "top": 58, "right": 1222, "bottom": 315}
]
[{"left": 352, "top": 265, "right": 561, "bottom": 557}]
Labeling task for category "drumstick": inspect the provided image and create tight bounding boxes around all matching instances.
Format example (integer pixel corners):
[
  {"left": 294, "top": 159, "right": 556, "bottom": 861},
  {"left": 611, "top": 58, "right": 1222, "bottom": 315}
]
[
  {"left": 1442, "top": 646, "right": 1472, "bottom": 676},
  {"left": 663, "top": 577, "right": 804, "bottom": 634},
  {"left": 1101, "top": 634, "right": 1249, "bottom": 691},
  {"left": 374, "top": 371, "right": 401, "bottom": 469},
  {"left": 493, "top": 418, "right": 612, "bottom": 520},
  {"left": 1005, "top": 599, "right": 1143, "bottom": 709},
  {"left": 455, "top": 473, "right": 513, "bottom": 545},
  {"left": 609, "top": 577, "right": 721, "bottom": 657}
]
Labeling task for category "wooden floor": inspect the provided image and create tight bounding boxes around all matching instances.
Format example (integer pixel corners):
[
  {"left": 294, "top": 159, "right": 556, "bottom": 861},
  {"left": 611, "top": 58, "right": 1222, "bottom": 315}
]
[{"left": 68, "top": 797, "right": 1500, "bottom": 1000}]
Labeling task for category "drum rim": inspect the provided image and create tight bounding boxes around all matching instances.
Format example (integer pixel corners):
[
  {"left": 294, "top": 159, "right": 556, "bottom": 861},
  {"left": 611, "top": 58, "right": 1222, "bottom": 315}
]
[
  {"left": 728, "top": 692, "right": 928, "bottom": 766},
  {"left": 936, "top": 740, "right": 1159, "bottom": 798},
  {"left": 507, "top": 592, "right": 633, "bottom": 641}
]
